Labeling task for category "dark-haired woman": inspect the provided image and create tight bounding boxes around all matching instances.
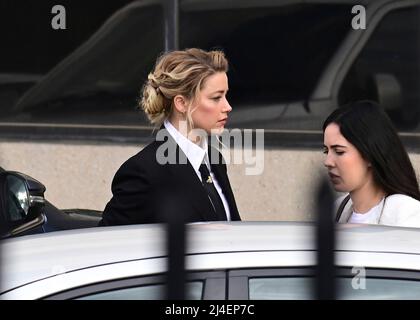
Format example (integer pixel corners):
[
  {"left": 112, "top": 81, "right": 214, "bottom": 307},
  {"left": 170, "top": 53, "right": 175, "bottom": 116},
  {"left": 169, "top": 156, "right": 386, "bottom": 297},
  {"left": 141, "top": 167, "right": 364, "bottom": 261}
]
[{"left": 323, "top": 100, "right": 420, "bottom": 227}]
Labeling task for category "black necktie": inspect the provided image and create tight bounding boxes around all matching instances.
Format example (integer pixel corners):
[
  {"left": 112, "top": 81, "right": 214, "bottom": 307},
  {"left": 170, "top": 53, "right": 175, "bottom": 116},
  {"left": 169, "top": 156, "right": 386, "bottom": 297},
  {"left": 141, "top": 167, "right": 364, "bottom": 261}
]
[{"left": 199, "top": 163, "right": 227, "bottom": 221}]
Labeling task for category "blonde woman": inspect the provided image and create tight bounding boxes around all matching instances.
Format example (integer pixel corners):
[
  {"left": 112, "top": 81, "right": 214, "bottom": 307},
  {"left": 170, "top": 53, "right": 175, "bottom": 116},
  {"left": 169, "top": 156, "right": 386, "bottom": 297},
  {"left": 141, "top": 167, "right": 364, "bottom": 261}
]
[{"left": 99, "top": 48, "right": 240, "bottom": 226}]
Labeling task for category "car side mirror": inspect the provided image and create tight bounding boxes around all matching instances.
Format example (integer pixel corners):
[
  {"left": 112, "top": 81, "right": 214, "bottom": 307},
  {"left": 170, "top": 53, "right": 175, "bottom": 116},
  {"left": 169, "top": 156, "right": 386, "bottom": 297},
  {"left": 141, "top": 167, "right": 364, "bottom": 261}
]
[{"left": 0, "top": 172, "right": 46, "bottom": 238}]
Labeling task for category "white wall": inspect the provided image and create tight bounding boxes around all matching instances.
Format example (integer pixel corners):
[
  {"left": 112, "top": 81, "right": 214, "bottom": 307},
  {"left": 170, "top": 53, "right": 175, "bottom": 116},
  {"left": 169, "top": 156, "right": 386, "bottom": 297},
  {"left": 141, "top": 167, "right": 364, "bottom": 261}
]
[{"left": 1, "top": 141, "right": 419, "bottom": 221}]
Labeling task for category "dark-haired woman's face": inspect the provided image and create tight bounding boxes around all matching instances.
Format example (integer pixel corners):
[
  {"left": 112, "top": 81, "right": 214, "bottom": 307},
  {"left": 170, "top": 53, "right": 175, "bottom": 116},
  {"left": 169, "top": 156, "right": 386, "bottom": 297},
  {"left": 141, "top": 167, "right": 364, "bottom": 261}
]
[{"left": 323, "top": 123, "right": 373, "bottom": 193}]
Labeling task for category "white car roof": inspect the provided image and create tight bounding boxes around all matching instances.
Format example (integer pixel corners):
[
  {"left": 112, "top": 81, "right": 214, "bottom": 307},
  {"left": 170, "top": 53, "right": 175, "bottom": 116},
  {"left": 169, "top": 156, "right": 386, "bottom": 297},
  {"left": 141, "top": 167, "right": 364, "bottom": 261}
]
[{"left": 2, "top": 221, "right": 420, "bottom": 293}]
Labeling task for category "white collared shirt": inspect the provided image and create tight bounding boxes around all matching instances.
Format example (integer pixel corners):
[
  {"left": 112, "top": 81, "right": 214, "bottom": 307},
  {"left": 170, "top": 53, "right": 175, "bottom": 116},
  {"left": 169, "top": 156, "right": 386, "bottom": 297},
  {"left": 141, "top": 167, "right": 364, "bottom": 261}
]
[{"left": 164, "top": 120, "right": 231, "bottom": 220}]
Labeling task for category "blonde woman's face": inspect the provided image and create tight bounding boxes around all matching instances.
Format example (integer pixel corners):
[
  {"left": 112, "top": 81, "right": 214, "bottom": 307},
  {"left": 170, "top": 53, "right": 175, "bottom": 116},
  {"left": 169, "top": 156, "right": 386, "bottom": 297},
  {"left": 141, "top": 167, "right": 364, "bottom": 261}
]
[
  {"left": 323, "top": 123, "right": 372, "bottom": 193},
  {"left": 190, "top": 72, "right": 232, "bottom": 135}
]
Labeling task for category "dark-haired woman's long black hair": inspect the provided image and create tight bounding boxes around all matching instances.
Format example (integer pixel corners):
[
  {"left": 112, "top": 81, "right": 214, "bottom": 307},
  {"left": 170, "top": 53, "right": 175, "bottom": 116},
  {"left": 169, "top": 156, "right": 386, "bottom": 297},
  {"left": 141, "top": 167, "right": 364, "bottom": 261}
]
[{"left": 323, "top": 100, "right": 420, "bottom": 201}]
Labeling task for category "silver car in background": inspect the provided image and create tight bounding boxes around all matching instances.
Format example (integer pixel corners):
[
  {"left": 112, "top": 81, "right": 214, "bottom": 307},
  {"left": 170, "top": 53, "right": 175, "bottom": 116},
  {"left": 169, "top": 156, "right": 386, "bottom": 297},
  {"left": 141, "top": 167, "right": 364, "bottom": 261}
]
[{"left": 2, "top": 222, "right": 420, "bottom": 300}]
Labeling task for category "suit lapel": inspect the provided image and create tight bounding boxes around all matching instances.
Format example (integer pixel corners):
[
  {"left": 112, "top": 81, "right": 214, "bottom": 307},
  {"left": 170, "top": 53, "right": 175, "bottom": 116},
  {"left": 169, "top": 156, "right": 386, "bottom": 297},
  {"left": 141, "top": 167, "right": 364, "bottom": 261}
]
[{"left": 155, "top": 128, "right": 218, "bottom": 221}]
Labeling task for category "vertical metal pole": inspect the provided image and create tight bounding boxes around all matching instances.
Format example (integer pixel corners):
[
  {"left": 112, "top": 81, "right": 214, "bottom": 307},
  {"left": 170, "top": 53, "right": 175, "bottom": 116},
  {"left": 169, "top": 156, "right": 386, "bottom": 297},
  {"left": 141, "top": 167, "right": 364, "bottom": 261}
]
[
  {"left": 166, "top": 209, "right": 186, "bottom": 300},
  {"left": 163, "top": 0, "right": 179, "bottom": 51},
  {"left": 160, "top": 2, "right": 183, "bottom": 298},
  {"left": 315, "top": 178, "right": 336, "bottom": 299},
  {"left": 160, "top": 183, "right": 187, "bottom": 300}
]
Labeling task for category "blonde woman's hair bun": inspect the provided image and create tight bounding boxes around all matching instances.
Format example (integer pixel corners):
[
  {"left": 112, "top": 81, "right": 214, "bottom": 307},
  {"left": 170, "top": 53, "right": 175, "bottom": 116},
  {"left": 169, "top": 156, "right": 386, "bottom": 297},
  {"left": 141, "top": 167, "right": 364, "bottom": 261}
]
[{"left": 140, "top": 73, "right": 169, "bottom": 125}]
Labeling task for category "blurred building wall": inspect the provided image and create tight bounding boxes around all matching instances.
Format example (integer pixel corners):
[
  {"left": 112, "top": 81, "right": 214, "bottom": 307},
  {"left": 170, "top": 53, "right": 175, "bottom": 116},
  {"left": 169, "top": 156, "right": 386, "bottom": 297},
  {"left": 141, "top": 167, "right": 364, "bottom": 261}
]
[{"left": 1, "top": 141, "right": 420, "bottom": 221}]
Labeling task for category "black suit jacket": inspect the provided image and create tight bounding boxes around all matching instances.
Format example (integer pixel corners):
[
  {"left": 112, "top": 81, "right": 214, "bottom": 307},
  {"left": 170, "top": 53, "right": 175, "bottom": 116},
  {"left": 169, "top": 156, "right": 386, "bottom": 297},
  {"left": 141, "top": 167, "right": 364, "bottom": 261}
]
[{"left": 99, "top": 129, "right": 241, "bottom": 226}]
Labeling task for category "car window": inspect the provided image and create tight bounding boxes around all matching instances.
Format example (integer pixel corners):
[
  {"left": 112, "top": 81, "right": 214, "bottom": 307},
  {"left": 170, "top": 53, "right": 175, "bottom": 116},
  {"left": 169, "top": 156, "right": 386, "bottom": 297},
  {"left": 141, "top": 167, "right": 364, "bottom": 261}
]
[
  {"left": 249, "top": 277, "right": 313, "bottom": 300},
  {"left": 0, "top": 0, "right": 140, "bottom": 74},
  {"left": 0, "top": 2, "right": 351, "bottom": 133},
  {"left": 0, "top": 1, "right": 163, "bottom": 128},
  {"left": 337, "top": 278, "right": 420, "bottom": 300},
  {"left": 338, "top": 5, "right": 420, "bottom": 132},
  {"left": 249, "top": 277, "right": 420, "bottom": 300},
  {"left": 76, "top": 281, "right": 203, "bottom": 300},
  {"left": 181, "top": 4, "right": 351, "bottom": 108},
  {"left": 179, "top": 4, "right": 351, "bottom": 131}
]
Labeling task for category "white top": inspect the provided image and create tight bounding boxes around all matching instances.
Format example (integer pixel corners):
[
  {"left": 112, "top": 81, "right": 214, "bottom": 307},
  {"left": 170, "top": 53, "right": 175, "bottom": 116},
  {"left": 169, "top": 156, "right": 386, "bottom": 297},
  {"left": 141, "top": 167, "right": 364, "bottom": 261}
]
[
  {"left": 164, "top": 120, "right": 231, "bottom": 220},
  {"left": 335, "top": 194, "right": 420, "bottom": 228},
  {"left": 348, "top": 198, "right": 385, "bottom": 224}
]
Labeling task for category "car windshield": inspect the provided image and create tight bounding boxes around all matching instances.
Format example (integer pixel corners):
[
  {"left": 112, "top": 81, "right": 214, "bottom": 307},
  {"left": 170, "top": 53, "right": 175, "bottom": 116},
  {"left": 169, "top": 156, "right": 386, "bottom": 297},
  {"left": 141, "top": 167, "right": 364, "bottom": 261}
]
[{"left": 0, "top": 1, "right": 351, "bottom": 129}]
